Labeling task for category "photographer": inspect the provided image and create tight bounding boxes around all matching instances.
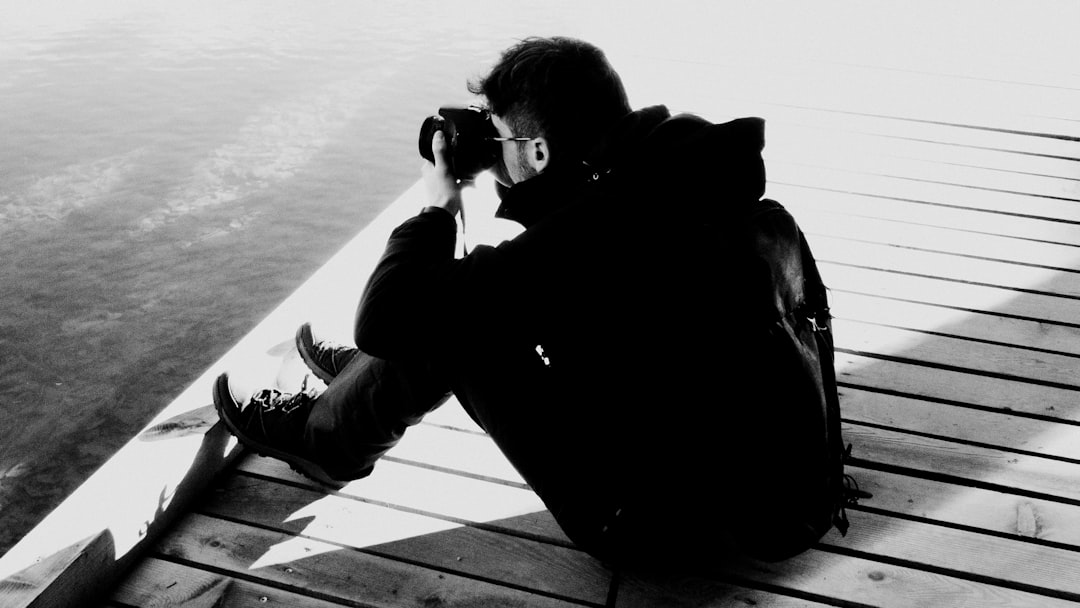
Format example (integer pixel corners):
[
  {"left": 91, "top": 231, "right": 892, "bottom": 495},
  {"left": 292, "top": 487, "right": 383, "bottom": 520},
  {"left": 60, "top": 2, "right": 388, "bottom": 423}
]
[{"left": 215, "top": 36, "right": 850, "bottom": 570}]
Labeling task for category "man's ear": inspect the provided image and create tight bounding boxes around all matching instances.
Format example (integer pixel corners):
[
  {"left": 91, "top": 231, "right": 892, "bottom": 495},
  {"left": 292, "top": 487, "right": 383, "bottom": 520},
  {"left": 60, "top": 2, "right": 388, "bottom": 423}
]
[{"left": 528, "top": 137, "right": 550, "bottom": 174}]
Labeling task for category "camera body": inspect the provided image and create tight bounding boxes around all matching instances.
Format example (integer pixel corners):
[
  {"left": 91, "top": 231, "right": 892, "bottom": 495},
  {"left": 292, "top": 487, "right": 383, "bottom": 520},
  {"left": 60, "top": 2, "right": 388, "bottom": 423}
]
[{"left": 418, "top": 106, "right": 499, "bottom": 180}]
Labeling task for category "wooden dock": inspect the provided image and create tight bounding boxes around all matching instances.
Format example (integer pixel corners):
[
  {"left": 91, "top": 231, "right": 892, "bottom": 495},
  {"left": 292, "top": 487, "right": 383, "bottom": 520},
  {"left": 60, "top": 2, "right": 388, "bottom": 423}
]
[
  {"left": 4, "top": 8, "right": 1079, "bottom": 607},
  {"left": 109, "top": 61, "right": 1080, "bottom": 607}
]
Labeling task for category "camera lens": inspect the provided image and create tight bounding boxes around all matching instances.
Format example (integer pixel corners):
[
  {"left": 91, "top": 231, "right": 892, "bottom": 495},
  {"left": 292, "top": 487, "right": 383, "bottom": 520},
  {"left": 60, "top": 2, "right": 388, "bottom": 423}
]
[{"left": 418, "top": 115, "right": 443, "bottom": 165}]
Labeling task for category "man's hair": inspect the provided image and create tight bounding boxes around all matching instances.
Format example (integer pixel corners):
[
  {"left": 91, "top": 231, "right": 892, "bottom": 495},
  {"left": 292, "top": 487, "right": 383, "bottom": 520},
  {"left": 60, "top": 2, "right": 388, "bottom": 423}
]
[{"left": 469, "top": 37, "right": 631, "bottom": 168}]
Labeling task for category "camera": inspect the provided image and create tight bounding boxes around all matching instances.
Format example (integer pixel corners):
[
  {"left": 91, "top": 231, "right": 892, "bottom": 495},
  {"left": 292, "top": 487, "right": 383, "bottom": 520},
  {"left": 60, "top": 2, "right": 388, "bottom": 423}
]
[{"left": 418, "top": 106, "right": 499, "bottom": 180}]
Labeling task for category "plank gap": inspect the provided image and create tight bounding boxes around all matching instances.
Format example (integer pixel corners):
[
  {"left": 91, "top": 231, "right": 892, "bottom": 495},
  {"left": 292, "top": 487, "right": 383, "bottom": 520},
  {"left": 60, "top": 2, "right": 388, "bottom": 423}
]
[
  {"left": 412, "top": 421, "right": 489, "bottom": 437},
  {"left": 380, "top": 455, "right": 532, "bottom": 491}
]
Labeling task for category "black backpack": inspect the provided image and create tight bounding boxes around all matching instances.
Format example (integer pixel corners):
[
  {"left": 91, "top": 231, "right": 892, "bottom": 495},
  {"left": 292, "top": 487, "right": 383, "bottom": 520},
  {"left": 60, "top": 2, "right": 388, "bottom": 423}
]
[{"left": 726, "top": 198, "right": 868, "bottom": 561}]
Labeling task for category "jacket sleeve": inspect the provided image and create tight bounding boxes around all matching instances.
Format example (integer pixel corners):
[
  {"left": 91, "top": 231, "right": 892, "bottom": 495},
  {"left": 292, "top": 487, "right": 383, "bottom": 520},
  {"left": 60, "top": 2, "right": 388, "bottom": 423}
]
[{"left": 353, "top": 207, "right": 459, "bottom": 360}]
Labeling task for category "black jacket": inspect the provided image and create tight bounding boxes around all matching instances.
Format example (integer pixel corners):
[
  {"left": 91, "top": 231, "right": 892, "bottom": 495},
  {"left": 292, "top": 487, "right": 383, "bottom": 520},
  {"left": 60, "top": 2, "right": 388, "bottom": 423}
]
[
  {"left": 356, "top": 104, "right": 766, "bottom": 364},
  {"left": 354, "top": 105, "right": 770, "bottom": 555}
]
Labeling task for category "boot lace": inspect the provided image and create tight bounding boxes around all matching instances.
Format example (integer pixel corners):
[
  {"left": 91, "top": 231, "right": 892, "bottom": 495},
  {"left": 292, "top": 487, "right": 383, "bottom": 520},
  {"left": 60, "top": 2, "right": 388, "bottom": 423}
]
[{"left": 245, "top": 376, "right": 316, "bottom": 440}]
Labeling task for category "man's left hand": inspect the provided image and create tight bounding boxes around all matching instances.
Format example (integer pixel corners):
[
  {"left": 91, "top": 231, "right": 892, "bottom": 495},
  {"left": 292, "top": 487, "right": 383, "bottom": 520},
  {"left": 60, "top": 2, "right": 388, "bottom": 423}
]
[{"left": 422, "top": 130, "right": 464, "bottom": 217}]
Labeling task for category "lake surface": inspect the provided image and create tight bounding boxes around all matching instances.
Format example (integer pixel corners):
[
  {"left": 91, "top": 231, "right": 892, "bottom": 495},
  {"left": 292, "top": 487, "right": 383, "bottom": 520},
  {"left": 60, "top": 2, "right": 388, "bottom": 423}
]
[{"left": 0, "top": 0, "right": 601, "bottom": 556}]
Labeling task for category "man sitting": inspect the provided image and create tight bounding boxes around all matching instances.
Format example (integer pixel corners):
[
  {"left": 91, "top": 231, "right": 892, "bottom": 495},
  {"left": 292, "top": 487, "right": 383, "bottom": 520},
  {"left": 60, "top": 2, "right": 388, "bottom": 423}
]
[{"left": 215, "top": 36, "right": 853, "bottom": 570}]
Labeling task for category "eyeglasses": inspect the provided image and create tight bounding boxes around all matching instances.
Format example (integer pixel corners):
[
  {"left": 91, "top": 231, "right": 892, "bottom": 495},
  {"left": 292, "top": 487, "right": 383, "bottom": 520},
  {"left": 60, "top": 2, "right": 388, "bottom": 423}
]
[{"left": 487, "top": 136, "right": 534, "bottom": 142}]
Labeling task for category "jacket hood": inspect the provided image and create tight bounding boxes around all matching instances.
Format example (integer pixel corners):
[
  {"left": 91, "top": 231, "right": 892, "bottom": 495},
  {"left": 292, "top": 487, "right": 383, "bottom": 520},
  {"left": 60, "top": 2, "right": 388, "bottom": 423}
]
[
  {"left": 496, "top": 105, "right": 766, "bottom": 227},
  {"left": 595, "top": 105, "right": 767, "bottom": 207}
]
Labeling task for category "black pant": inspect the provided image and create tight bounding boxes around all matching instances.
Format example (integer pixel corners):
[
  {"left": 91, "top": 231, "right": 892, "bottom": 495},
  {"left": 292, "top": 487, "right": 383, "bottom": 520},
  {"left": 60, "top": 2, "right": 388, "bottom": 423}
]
[
  {"left": 300, "top": 349, "right": 738, "bottom": 571},
  {"left": 302, "top": 351, "right": 451, "bottom": 482}
]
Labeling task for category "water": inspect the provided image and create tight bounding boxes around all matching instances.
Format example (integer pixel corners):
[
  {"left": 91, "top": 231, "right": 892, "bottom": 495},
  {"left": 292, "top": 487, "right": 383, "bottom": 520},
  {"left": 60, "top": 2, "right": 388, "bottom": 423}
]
[{"left": 0, "top": 0, "right": 597, "bottom": 557}]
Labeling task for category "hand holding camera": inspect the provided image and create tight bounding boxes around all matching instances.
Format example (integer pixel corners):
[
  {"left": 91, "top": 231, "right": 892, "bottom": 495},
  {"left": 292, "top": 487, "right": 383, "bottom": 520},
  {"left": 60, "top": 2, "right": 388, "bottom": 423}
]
[
  {"left": 419, "top": 106, "right": 502, "bottom": 181},
  {"left": 421, "top": 129, "right": 463, "bottom": 217},
  {"left": 419, "top": 105, "right": 505, "bottom": 218}
]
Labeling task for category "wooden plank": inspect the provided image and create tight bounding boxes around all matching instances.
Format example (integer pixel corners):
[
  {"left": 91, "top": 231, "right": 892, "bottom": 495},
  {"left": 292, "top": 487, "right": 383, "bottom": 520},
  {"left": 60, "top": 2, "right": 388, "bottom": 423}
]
[
  {"left": 0, "top": 532, "right": 114, "bottom": 608},
  {"left": 241, "top": 386, "right": 1080, "bottom": 591},
  {"left": 238, "top": 456, "right": 570, "bottom": 545},
  {"left": 842, "top": 388, "right": 1080, "bottom": 464},
  {"left": 643, "top": 545, "right": 1080, "bottom": 608},
  {"left": 112, "top": 556, "right": 376, "bottom": 608},
  {"left": 246, "top": 388, "right": 1080, "bottom": 559},
  {"left": 766, "top": 143, "right": 1080, "bottom": 201},
  {"left": 848, "top": 466, "right": 1080, "bottom": 548},
  {"left": 227, "top": 416, "right": 1080, "bottom": 604},
  {"left": 770, "top": 162, "right": 1080, "bottom": 222},
  {"left": 234, "top": 391, "right": 1080, "bottom": 530},
  {"left": 741, "top": 56, "right": 1080, "bottom": 124},
  {"left": 841, "top": 386, "right": 1080, "bottom": 460},
  {"left": 139, "top": 514, "right": 593, "bottom": 608},
  {"left": 197, "top": 474, "right": 612, "bottom": 605},
  {"left": 420, "top": 395, "right": 488, "bottom": 434},
  {"left": 615, "top": 574, "right": 836, "bottom": 608},
  {"left": 640, "top": 57, "right": 1080, "bottom": 147},
  {"left": 813, "top": 237, "right": 1080, "bottom": 298},
  {"left": 763, "top": 119, "right": 1080, "bottom": 180},
  {"left": 795, "top": 210, "right": 1080, "bottom": 270},
  {"left": 383, "top": 365, "right": 1080, "bottom": 492},
  {"left": 227, "top": 389, "right": 1080, "bottom": 607},
  {"left": 773, "top": 184, "right": 1080, "bottom": 246},
  {"left": 234, "top": 367, "right": 1080, "bottom": 501},
  {"left": 830, "top": 291, "right": 1080, "bottom": 357},
  {"left": 603, "top": 2, "right": 1080, "bottom": 95},
  {"left": 844, "top": 423, "right": 1080, "bottom": 503},
  {"left": 234, "top": 427, "right": 1080, "bottom": 607},
  {"left": 821, "top": 509, "right": 1080, "bottom": 599},
  {"left": 738, "top": 100, "right": 1080, "bottom": 161},
  {"left": 820, "top": 263, "right": 1080, "bottom": 327},
  {"left": 0, "top": 423, "right": 239, "bottom": 608},
  {"left": 833, "top": 318, "right": 1080, "bottom": 389},
  {"left": 380, "top": 423, "right": 527, "bottom": 486},
  {"left": 836, "top": 352, "right": 1080, "bottom": 421}
]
